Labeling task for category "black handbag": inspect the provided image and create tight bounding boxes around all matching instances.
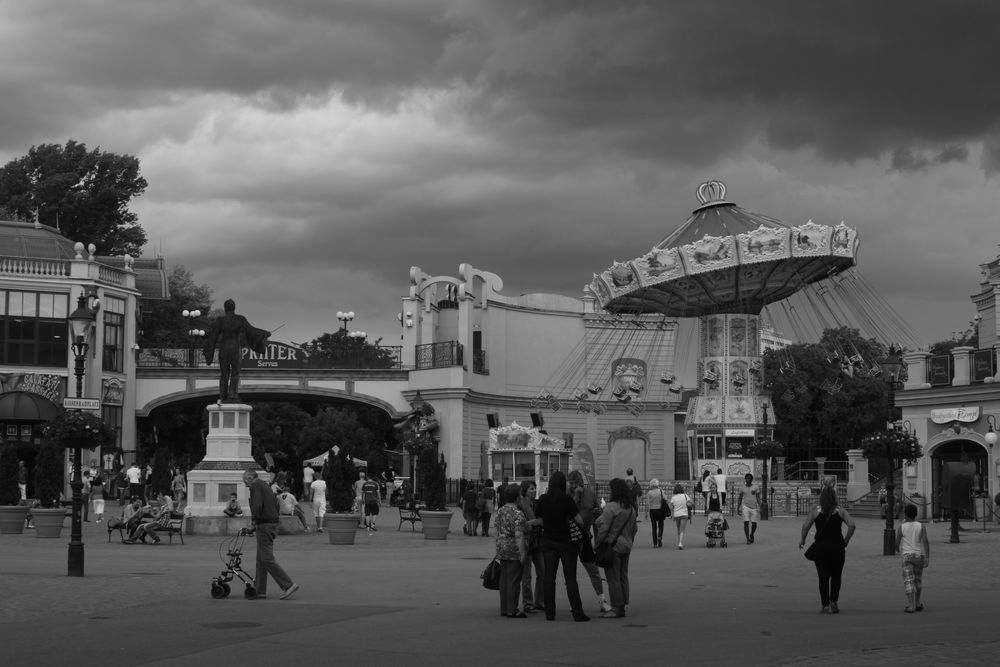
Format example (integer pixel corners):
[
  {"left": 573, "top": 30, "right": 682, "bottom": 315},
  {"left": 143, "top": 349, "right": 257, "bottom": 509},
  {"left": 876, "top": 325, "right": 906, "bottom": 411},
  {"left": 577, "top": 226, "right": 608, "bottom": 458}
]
[
  {"left": 804, "top": 542, "right": 817, "bottom": 561},
  {"left": 481, "top": 557, "right": 501, "bottom": 590},
  {"left": 595, "top": 509, "right": 632, "bottom": 568}
]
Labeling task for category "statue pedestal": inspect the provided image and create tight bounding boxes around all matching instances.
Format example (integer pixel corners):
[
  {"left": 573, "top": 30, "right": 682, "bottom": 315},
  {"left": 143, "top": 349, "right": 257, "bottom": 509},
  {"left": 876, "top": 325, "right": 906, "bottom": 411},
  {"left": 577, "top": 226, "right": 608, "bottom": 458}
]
[{"left": 186, "top": 403, "right": 264, "bottom": 527}]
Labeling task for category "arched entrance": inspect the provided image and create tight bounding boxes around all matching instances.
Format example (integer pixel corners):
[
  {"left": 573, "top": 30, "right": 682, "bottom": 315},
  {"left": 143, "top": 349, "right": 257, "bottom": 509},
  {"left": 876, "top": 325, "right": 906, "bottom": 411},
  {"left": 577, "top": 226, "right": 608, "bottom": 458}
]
[{"left": 930, "top": 439, "right": 987, "bottom": 520}]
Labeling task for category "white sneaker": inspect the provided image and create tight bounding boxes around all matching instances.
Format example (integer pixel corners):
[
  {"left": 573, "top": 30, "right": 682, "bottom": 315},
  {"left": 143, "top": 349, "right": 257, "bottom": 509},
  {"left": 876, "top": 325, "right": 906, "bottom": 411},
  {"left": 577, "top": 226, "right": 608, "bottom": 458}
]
[{"left": 599, "top": 596, "right": 612, "bottom": 613}]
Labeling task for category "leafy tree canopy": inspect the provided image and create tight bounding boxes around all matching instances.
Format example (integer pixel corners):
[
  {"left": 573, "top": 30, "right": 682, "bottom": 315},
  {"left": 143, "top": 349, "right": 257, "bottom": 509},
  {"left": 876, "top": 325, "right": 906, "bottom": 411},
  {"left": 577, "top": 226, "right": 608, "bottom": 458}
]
[
  {"left": 0, "top": 140, "right": 148, "bottom": 255},
  {"left": 763, "top": 327, "right": 893, "bottom": 461},
  {"left": 138, "top": 264, "right": 214, "bottom": 348},
  {"left": 300, "top": 330, "right": 397, "bottom": 368}
]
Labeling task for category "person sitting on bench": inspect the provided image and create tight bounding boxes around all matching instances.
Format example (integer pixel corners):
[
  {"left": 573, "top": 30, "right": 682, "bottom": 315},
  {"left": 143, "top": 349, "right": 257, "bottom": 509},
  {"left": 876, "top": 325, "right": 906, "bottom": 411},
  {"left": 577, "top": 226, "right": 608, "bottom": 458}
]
[{"left": 125, "top": 492, "right": 174, "bottom": 544}]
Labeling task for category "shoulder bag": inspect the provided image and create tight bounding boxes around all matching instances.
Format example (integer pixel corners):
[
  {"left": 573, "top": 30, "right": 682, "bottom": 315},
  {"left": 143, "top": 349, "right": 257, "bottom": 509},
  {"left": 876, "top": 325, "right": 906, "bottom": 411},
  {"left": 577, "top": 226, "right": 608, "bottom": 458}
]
[
  {"left": 661, "top": 489, "right": 671, "bottom": 518},
  {"left": 594, "top": 509, "right": 632, "bottom": 568},
  {"left": 481, "top": 557, "right": 501, "bottom": 590}
]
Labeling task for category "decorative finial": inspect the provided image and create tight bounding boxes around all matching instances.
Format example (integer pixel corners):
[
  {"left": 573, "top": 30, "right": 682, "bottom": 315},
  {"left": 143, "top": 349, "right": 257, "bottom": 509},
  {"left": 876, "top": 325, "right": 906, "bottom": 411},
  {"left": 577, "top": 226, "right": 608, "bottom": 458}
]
[
  {"left": 696, "top": 180, "right": 727, "bottom": 205},
  {"left": 74, "top": 242, "right": 85, "bottom": 260},
  {"left": 87, "top": 243, "right": 96, "bottom": 260},
  {"left": 123, "top": 254, "right": 134, "bottom": 271}
]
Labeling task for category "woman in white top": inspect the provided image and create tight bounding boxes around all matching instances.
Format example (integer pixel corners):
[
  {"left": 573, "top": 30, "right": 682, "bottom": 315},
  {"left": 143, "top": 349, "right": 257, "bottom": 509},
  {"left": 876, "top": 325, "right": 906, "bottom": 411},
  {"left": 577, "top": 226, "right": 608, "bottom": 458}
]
[
  {"left": 894, "top": 503, "right": 930, "bottom": 613},
  {"left": 668, "top": 484, "right": 692, "bottom": 550}
]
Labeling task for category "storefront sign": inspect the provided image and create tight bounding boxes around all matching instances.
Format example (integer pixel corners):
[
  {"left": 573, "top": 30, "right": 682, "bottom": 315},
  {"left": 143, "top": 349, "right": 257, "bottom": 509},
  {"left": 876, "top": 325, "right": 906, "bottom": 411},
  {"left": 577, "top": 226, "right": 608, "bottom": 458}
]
[
  {"left": 725, "top": 429, "right": 755, "bottom": 437},
  {"left": 930, "top": 406, "right": 979, "bottom": 424},
  {"left": 0, "top": 372, "right": 65, "bottom": 404},
  {"left": 241, "top": 341, "right": 306, "bottom": 368}
]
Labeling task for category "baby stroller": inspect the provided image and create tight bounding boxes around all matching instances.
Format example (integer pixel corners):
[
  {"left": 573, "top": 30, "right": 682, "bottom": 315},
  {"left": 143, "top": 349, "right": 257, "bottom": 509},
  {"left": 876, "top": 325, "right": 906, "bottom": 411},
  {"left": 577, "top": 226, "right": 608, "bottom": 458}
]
[
  {"left": 210, "top": 527, "right": 257, "bottom": 599},
  {"left": 705, "top": 511, "right": 728, "bottom": 548}
]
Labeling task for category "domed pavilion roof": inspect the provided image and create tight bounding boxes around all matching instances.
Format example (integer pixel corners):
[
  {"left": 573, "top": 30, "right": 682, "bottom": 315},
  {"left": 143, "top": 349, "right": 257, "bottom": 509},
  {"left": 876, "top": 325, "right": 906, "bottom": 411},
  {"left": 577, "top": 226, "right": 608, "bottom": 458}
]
[{"left": 0, "top": 219, "right": 77, "bottom": 259}]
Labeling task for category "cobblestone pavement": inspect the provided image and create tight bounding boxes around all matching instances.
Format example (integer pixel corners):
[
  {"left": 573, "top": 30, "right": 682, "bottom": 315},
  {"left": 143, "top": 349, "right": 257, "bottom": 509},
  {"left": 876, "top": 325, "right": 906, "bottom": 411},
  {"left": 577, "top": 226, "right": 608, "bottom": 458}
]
[{"left": 1, "top": 510, "right": 997, "bottom": 666}]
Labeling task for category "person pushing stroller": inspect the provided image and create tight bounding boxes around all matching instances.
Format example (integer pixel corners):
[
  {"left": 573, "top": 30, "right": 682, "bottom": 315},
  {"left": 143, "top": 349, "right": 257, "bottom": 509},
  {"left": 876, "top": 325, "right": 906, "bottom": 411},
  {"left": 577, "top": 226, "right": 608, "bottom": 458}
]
[{"left": 704, "top": 479, "right": 727, "bottom": 548}]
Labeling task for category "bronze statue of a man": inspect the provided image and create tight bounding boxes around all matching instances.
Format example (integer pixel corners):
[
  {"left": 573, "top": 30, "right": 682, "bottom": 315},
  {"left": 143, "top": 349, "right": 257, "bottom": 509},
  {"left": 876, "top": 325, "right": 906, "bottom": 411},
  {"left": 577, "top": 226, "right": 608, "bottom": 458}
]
[{"left": 203, "top": 299, "right": 270, "bottom": 402}]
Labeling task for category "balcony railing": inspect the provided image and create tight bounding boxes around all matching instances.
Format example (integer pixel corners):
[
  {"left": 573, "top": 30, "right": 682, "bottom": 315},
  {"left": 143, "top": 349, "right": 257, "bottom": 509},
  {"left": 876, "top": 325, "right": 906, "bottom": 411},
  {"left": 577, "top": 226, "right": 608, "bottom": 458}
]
[{"left": 415, "top": 341, "right": 463, "bottom": 370}]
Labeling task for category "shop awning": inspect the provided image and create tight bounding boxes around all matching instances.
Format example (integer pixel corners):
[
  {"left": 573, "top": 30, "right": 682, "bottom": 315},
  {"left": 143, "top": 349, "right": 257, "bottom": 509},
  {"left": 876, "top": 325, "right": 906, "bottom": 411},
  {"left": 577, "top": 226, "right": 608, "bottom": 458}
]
[{"left": 0, "top": 391, "right": 61, "bottom": 421}]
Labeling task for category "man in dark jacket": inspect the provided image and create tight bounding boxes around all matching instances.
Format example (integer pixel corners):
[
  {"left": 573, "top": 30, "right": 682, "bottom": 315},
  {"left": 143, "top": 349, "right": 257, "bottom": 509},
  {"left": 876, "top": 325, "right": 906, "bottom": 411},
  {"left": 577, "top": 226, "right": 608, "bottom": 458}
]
[{"left": 243, "top": 468, "right": 299, "bottom": 600}]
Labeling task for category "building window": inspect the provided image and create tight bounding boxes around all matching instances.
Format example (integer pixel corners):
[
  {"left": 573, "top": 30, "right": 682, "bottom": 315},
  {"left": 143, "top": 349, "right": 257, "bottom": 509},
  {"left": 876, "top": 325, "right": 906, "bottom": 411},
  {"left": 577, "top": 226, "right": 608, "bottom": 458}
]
[
  {"left": 697, "top": 435, "right": 723, "bottom": 459},
  {"left": 102, "top": 296, "right": 126, "bottom": 373},
  {"left": 102, "top": 405, "right": 122, "bottom": 450},
  {"left": 0, "top": 290, "right": 69, "bottom": 367}
]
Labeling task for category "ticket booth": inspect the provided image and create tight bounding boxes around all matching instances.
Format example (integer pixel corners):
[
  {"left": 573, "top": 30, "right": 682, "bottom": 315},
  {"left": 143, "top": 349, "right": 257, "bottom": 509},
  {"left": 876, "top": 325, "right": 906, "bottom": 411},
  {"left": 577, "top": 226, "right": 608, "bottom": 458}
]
[{"left": 488, "top": 421, "right": 569, "bottom": 495}]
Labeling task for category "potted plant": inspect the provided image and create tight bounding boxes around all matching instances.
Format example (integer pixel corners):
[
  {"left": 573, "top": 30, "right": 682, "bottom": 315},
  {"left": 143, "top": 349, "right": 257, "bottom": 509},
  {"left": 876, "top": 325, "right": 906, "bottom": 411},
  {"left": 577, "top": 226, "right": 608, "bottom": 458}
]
[
  {"left": 0, "top": 443, "right": 28, "bottom": 534},
  {"left": 418, "top": 446, "right": 453, "bottom": 540},
  {"left": 32, "top": 442, "right": 68, "bottom": 538},
  {"left": 322, "top": 446, "right": 361, "bottom": 545}
]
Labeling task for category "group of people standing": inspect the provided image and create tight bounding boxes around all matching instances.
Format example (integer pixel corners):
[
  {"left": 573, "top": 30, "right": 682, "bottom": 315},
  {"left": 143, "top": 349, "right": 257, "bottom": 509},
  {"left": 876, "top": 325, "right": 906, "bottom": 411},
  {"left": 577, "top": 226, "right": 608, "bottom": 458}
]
[{"left": 491, "top": 470, "right": 640, "bottom": 621}]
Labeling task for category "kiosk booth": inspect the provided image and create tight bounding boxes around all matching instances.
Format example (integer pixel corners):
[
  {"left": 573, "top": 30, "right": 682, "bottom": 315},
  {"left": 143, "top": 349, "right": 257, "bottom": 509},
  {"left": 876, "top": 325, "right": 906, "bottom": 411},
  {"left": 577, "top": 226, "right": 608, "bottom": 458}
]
[{"left": 488, "top": 421, "right": 570, "bottom": 495}]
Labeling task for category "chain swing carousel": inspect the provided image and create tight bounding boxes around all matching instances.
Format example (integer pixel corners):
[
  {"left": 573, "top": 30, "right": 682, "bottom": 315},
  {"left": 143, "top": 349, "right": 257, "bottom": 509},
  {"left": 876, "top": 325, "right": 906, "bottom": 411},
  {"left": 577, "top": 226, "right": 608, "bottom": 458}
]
[{"left": 587, "top": 181, "right": 866, "bottom": 482}]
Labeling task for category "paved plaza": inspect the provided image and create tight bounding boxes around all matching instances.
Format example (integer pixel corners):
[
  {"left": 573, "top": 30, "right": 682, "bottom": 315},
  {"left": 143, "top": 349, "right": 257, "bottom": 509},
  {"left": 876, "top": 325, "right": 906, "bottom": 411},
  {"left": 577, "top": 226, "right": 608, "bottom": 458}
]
[{"left": 1, "top": 510, "right": 998, "bottom": 666}]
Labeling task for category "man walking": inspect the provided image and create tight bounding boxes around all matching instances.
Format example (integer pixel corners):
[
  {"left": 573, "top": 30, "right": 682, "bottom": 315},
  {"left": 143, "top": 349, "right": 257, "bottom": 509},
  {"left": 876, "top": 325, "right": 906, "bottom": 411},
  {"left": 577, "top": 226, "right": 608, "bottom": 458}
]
[
  {"left": 310, "top": 473, "right": 327, "bottom": 532},
  {"left": 361, "top": 474, "right": 381, "bottom": 532},
  {"left": 243, "top": 468, "right": 299, "bottom": 600},
  {"left": 568, "top": 470, "right": 612, "bottom": 614},
  {"left": 737, "top": 473, "right": 760, "bottom": 544},
  {"left": 126, "top": 462, "right": 143, "bottom": 502}
]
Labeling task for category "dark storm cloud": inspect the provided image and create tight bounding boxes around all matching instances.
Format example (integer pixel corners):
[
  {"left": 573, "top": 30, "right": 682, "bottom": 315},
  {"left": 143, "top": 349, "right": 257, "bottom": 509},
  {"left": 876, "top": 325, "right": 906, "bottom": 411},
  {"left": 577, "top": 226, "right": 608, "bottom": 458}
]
[{"left": 5, "top": 0, "right": 1000, "bottom": 166}]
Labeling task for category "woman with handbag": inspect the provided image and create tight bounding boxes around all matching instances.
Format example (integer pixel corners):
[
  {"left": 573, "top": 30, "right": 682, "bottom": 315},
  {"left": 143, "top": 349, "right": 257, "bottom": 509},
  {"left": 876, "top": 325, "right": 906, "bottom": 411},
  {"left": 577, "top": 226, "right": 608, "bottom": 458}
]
[
  {"left": 669, "top": 483, "right": 693, "bottom": 550},
  {"left": 518, "top": 480, "right": 545, "bottom": 613},
  {"left": 594, "top": 478, "right": 637, "bottom": 618},
  {"left": 494, "top": 484, "right": 528, "bottom": 618},
  {"left": 799, "top": 485, "right": 856, "bottom": 614},
  {"left": 645, "top": 479, "right": 669, "bottom": 548},
  {"left": 531, "top": 470, "right": 590, "bottom": 622}
]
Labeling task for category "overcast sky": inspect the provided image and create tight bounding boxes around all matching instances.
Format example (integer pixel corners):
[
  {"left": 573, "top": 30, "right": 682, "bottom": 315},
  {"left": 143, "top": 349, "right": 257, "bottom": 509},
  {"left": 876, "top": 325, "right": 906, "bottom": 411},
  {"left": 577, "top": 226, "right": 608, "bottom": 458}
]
[{"left": 2, "top": 0, "right": 998, "bottom": 349}]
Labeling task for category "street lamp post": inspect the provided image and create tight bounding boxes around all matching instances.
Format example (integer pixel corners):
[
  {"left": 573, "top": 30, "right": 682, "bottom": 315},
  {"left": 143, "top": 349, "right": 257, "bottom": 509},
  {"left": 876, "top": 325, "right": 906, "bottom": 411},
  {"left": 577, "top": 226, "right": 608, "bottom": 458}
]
[
  {"left": 336, "top": 310, "right": 355, "bottom": 332},
  {"left": 760, "top": 404, "right": 771, "bottom": 520},
  {"left": 68, "top": 293, "right": 98, "bottom": 577},
  {"left": 880, "top": 345, "right": 904, "bottom": 556},
  {"left": 182, "top": 309, "right": 204, "bottom": 367}
]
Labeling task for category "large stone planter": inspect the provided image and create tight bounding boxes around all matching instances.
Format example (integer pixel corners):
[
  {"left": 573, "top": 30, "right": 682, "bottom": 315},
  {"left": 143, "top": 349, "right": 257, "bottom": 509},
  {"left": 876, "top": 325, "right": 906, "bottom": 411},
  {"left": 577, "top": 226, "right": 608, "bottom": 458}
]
[
  {"left": 324, "top": 512, "right": 361, "bottom": 545},
  {"left": 32, "top": 508, "right": 67, "bottom": 538},
  {"left": 0, "top": 505, "right": 28, "bottom": 534},
  {"left": 420, "top": 509, "right": 453, "bottom": 540}
]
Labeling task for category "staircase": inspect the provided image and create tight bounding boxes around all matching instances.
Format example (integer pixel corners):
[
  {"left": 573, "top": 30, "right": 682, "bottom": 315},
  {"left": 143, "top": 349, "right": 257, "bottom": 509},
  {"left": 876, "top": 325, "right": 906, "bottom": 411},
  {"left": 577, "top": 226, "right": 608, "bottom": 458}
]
[{"left": 847, "top": 470, "right": 903, "bottom": 518}]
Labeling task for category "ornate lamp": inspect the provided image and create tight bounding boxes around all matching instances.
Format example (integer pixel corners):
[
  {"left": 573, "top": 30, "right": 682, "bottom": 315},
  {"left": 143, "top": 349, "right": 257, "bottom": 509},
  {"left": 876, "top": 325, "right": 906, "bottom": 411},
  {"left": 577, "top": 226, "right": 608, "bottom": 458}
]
[
  {"left": 986, "top": 415, "right": 998, "bottom": 448},
  {"left": 66, "top": 292, "right": 99, "bottom": 578}
]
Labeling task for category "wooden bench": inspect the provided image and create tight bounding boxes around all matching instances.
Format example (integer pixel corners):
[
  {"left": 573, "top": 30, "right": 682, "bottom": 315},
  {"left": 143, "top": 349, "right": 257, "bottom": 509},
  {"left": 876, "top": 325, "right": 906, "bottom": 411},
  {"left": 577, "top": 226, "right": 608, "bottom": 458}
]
[
  {"left": 109, "top": 512, "right": 185, "bottom": 544},
  {"left": 397, "top": 505, "right": 422, "bottom": 531}
]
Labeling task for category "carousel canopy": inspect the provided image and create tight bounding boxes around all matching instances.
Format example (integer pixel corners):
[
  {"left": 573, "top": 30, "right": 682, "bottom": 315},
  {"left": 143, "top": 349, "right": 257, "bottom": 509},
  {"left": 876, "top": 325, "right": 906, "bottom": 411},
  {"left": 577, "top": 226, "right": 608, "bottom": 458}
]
[{"left": 589, "top": 181, "right": 859, "bottom": 317}]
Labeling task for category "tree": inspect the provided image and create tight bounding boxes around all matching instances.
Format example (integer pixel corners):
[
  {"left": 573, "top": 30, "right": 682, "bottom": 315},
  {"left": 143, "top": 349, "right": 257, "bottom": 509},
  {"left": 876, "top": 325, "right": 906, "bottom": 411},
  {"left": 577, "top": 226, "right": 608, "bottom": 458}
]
[
  {"left": 763, "top": 327, "right": 891, "bottom": 462},
  {"left": 137, "top": 265, "right": 214, "bottom": 348},
  {"left": 300, "top": 330, "right": 397, "bottom": 369},
  {"left": 929, "top": 315, "right": 980, "bottom": 356},
  {"left": 0, "top": 140, "right": 147, "bottom": 255},
  {"left": 418, "top": 447, "right": 447, "bottom": 510}
]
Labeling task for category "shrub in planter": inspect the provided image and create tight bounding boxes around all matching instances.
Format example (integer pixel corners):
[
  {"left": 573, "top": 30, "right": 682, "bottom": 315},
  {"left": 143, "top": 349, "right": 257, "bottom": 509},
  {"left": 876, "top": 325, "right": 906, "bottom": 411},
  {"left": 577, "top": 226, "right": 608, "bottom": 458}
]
[
  {"left": 323, "top": 447, "right": 358, "bottom": 513},
  {"left": 418, "top": 446, "right": 447, "bottom": 511},
  {"left": 34, "top": 443, "right": 66, "bottom": 508},
  {"left": 0, "top": 442, "right": 21, "bottom": 506}
]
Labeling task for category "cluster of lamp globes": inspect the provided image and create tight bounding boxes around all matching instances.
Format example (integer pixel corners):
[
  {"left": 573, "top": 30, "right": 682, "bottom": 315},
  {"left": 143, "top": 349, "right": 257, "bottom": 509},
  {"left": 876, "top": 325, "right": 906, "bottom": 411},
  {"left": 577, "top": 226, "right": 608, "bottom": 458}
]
[{"left": 182, "top": 309, "right": 205, "bottom": 338}]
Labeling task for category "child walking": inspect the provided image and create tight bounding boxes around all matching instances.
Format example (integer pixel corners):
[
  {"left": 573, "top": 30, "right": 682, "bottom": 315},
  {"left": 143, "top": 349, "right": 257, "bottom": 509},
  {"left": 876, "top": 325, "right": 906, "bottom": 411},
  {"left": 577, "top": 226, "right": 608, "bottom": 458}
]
[{"left": 894, "top": 503, "right": 930, "bottom": 613}]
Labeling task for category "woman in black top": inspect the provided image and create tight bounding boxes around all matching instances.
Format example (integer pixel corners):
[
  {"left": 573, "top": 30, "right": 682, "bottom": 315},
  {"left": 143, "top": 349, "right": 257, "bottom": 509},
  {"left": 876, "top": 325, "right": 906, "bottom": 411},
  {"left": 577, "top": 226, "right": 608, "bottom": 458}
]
[
  {"left": 531, "top": 470, "right": 590, "bottom": 622},
  {"left": 799, "top": 485, "right": 856, "bottom": 614}
]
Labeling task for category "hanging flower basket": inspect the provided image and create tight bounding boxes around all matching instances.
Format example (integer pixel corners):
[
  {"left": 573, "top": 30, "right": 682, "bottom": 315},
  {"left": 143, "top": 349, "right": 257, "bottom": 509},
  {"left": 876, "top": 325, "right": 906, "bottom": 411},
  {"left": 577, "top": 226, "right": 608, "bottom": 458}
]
[
  {"left": 746, "top": 439, "right": 784, "bottom": 459},
  {"left": 41, "top": 409, "right": 116, "bottom": 451},
  {"left": 859, "top": 430, "right": 922, "bottom": 464}
]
